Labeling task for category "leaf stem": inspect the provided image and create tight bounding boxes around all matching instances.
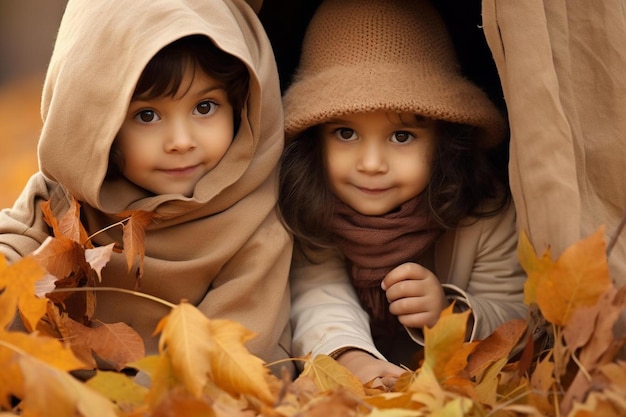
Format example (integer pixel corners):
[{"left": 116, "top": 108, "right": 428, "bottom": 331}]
[
  {"left": 84, "top": 217, "right": 129, "bottom": 245},
  {"left": 50, "top": 286, "right": 176, "bottom": 309}
]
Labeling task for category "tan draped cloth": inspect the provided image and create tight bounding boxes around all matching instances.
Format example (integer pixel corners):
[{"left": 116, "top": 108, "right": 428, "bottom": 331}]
[{"left": 482, "top": 0, "right": 626, "bottom": 338}]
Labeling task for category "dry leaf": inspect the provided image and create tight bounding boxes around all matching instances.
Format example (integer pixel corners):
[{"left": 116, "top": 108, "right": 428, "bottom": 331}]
[
  {"left": 117, "top": 210, "right": 154, "bottom": 280},
  {"left": 423, "top": 304, "right": 477, "bottom": 384},
  {"left": 300, "top": 355, "right": 366, "bottom": 398},
  {"left": 155, "top": 302, "right": 274, "bottom": 404},
  {"left": 0, "top": 254, "right": 47, "bottom": 331},
  {"left": 18, "top": 354, "right": 118, "bottom": 417}
]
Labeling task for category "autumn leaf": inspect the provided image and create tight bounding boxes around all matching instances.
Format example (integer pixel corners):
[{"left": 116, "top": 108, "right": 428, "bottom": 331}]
[
  {"left": 154, "top": 302, "right": 274, "bottom": 404},
  {"left": 17, "top": 354, "right": 118, "bottom": 417},
  {"left": 31, "top": 235, "right": 87, "bottom": 283},
  {"left": 300, "top": 354, "right": 366, "bottom": 398},
  {"left": 85, "top": 370, "right": 149, "bottom": 407},
  {"left": 0, "top": 254, "right": 47, "bottom": 331},
  {"left": 58, "top": 317, "right": 145, "bottom": 371},
  {"left": 423, "top": 304, "right": 477, "bottom": 384},
  {"left": 527, "top": 226, "right": 611, "bottom": 326},
  {"left": 117, "top": 210, "right": 154, "bottom": 279},
  {"left": 466, "top": 318, "right": 527, "bottom": 380},
  {"left": 0, "top": 330, "right": 87, "bottom": 372},
  {"left": 41, "top": 199, "right": 91, "bottom": 247},
  {"left": 518, "top": 230, "right": 553, "bottom": 307},
  {"left": 84, "top": 243, "right": 115, "bottom": 283}
]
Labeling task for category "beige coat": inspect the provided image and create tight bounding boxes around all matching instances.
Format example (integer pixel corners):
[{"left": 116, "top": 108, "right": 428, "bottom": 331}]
[
  {"left": 291, "top": 203, "right": 526, "bottom": 366},
  {"left": 0, "top": 0, "right": 292, "bottom": 368}
]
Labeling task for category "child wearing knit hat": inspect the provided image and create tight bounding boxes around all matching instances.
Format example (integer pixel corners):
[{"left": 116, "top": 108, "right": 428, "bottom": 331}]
[{"left": 279, "top": 0, "right": 527, "bottom": 386}]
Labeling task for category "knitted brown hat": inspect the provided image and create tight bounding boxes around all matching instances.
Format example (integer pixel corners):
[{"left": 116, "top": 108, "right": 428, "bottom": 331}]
[{"left": 283, "top": 0, "right": 507, "bottom": 147}]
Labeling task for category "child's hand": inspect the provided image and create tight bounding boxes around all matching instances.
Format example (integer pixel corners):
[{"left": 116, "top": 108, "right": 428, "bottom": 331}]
[
  {"left": 381, "top": 262, "right": 448, "bottom": 329},
  {"left": 335, "top": 349, "right": 404, "bottom": 389}
]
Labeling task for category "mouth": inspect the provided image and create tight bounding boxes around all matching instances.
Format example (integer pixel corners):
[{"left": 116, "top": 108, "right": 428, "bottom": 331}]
[
  {"left": 159, "top": 165, "right": 200, "bottom": 177},
  {"left": 355, "top": 185, "right": 390, "bottom": 195}
]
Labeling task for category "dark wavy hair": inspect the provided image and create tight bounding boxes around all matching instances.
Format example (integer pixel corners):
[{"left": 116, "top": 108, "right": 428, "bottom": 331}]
[
  {"left": 107, "top": 35, "right": 249, "bottom": 179},
  {"left": 278, "top": 117, "right": 511, "bottom": 250}
]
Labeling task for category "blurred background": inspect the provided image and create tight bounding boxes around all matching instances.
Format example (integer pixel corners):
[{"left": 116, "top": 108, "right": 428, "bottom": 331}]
[{"left": 0, "top": 1, "right": 66, "bottom": 208}]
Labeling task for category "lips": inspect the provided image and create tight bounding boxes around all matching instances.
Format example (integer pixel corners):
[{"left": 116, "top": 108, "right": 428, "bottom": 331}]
[{"left": 159, "top": 164, "right": 199, "bottom": 177}]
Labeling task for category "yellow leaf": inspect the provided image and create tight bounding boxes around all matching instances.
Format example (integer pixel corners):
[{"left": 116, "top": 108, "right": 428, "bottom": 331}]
[
  {"left": 0, "top": 330, "right": 87, "bottom": 372},
  {"left": 300, "top": 354, "right": 366, "bottom": 398},
  {"left": 517, "top": 230, "right": 552, "bottom": 306},
  {"left": 0, "top": 254, "right": 47, "bottom": 331},
  {"left": 0, "top": 346, "right": 23, "bottom": 409},
  {"left": 423, "top": 304, "right": 476, "bottom": 383},
  {"left": 18, "top": 354, "right": 119, "bottom": 417},
  {"left": 536, "top": 226, "right": 611, "bottom": 326},
  {"left": 155, "top": 302, "right": 274, "bottom": 404},
  {"left": 86, "top": 370, "right": 148, "bottom": 407},
  {"left": 473, "top": 356, "right": 507, "bottom": 406}
]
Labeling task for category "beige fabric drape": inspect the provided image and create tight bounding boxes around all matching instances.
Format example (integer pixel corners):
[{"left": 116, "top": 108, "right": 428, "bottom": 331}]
[{"left": 482, "top": 0, "right": 626, "bottom": 288}]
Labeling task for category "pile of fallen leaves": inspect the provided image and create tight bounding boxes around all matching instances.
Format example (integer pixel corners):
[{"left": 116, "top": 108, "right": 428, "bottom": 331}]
[{"left": 1, "top": 200, "right": 625, "bottom": 416}]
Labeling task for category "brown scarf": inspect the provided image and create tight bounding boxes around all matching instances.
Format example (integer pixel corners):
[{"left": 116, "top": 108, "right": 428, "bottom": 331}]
[{"left": 331, "top": 195, "right": 443, "bottom": 324}]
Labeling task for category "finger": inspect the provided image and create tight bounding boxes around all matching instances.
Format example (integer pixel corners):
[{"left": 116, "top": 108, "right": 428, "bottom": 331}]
[{"left": 381, "top": 262, "right": 427, "bottom": 290}]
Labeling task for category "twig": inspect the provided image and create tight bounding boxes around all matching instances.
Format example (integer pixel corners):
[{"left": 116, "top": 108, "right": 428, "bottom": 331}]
[{"left": 50, "top": 286, "right": 176, "bottom": 308}]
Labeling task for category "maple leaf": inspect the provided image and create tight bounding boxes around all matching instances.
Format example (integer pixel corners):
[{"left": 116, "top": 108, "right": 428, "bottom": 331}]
[
  {"left": 423, "top": 304, "right": 477, "bottom": 385},
  {"left": 117, "top": 210, "right": 154, "bottom": 281},
  {"left": 0, "top": 254, "right": 47, "bottom": 331},
  {"left": 154, "top": 302, "right": 274, "bottom": 404},
  {"left": 517, "top": 230, "right": 552, "bottom": 307},
  {"left": 300, "top": 354, "right": 366, "bottom": 398},
  {"left": 520, "top": 226, "right": 611, "bottom": 326}
]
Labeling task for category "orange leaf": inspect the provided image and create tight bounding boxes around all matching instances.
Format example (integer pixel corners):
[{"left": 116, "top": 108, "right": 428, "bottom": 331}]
[
  {"left": 0, "top": 254, "right": 47, "bottom": 331},
  {"left": 0, "top": 330, "right": 87, "bottom": 372},
  {"left": 17, "top": 354, "right": 118, "bottom": 417},
  {"left": 0, "top": 344, "right": 24, "bottom": 408},
  {"left": 117, "top": 210, "right": 154, "bottom": 278},
  {"left": 32, "top": 235, "right": 87, "bottom": 281},
  {"left": 155, "top": 302, "right": 275, "bottom": 404},
  {"left": 466, "top": 318, "right": 527, "bottom": 380},
  {"left": 517, "top": 230, "right": 553, "bottom": 306},
  {"left": 59, "top": 317, "right": 145, "bottom": 371},
  {"left": 300, "top": 354, "right": 366, "bottom": 398},
  {"left": 536, "top": 226, "right": 611, "bottom": 326},
  {"left": 423, "top": 304, "right": 477, "bottom": 383}
]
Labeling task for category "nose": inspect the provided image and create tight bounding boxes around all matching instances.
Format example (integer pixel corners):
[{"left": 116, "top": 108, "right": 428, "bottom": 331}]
[
  {"left": 356, "top": 140, "right": 387, "bottom": 174},
  {"left": 164, "top": 119, "right": 196, "bottom": 153}
]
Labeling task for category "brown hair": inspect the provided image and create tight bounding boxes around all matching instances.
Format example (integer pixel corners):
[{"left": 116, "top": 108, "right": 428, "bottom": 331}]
[
  {"left": 278, "top": 117, "right": 511, "bottom": 250},
  {"left": 107, "top": 35, "right": 249, "bottom": 179}
]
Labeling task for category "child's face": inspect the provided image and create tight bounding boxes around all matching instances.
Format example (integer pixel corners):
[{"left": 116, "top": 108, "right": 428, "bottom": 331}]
[
  {"left": 116, "top": 66, "right": 234, "bottom": 197},
  {"left": 321, "top": 110, "right": 437, "bottom": 216}
]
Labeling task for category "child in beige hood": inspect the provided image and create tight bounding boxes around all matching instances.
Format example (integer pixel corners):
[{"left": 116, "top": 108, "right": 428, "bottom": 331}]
[{"left": 0, "top": 0, "right": 293, "bottom": 373}]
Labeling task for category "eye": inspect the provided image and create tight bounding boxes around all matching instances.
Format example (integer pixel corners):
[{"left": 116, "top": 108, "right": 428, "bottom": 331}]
[
  {"left": 391, "top": 131, "right": 414, "bottom": 144},
  {"left": 134, "top": 109, "right": 160, "bottom": 123},
  {"left": 335, "top": 128, "right": 357, "bottom": 141},
  {"left": 194, "top": 100, "right": 218, "bottom": 116}
]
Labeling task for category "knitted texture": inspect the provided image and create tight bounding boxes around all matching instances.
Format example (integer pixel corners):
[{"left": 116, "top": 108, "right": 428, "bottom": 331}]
[{"left": 283, "top": 0, "right": 506, "bottom": 147}]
